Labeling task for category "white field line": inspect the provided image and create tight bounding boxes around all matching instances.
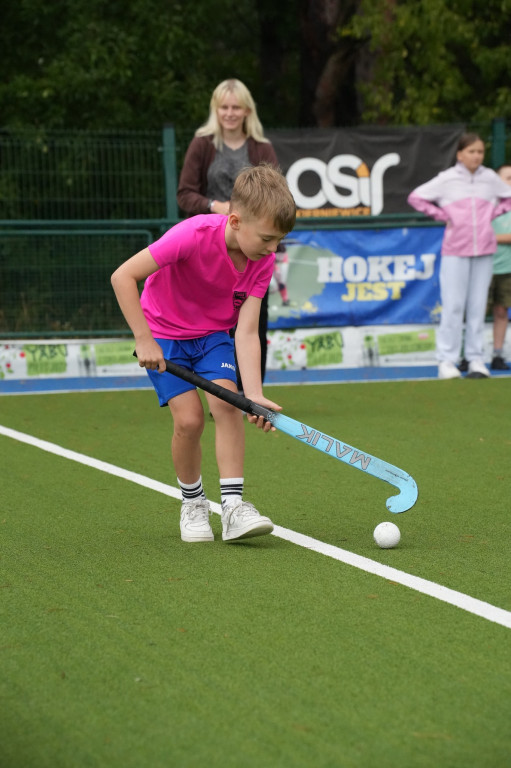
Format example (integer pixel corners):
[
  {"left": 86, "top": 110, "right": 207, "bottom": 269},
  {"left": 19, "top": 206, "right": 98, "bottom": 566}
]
[{"left": 2, "top": 423, "right": 510, "bottom": 631}]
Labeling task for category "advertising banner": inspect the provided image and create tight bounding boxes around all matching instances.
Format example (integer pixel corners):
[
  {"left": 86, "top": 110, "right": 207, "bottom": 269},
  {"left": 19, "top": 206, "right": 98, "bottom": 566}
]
[
  {"left": 267, "top": 125, "right": 463, "bottom": 217},
  {"left": 269, "top": 226, "right": 444, "bottom": 329},
  {"left": 266, "top": 325, "right": 438, "bottom": 370},
  {"left": 3, "top": 320, "right": 506, "bottom": 383}
]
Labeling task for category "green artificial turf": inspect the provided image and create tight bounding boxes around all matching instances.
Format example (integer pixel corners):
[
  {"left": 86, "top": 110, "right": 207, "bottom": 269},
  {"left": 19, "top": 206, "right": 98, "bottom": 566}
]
[{"left": 1, "top": 379, "right": 510, "bottom": 767}]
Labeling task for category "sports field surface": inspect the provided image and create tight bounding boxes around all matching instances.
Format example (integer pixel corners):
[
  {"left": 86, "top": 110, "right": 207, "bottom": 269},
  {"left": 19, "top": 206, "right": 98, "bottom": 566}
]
[{"left": 1, "top": 378, "right": 510, "bottom": 767}]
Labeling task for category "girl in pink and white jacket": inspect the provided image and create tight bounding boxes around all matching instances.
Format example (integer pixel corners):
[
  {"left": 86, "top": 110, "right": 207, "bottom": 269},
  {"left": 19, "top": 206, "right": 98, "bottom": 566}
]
[{"left": 408, "top": 133, "right": 511, "bottom": 379}]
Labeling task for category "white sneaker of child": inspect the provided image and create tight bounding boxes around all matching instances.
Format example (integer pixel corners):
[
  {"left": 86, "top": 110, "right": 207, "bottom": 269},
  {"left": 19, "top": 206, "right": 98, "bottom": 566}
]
[
  {"left": 180, "top": 499, "right": 214, "bottom": 542},
  {"left": 221, "top": 500, "right": 274, "bottom": 542},
  {"left": 438, "top": 361, "right": 462, "bottom": 380},
  {"left": 467, "top": 360, "right": 490, "bottom": 378}
]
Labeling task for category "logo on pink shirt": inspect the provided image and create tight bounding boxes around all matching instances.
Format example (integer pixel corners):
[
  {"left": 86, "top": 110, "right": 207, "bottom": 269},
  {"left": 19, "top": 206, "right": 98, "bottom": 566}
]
[{"left": 233, "top": 291, "right": 247, "bottom": 310}]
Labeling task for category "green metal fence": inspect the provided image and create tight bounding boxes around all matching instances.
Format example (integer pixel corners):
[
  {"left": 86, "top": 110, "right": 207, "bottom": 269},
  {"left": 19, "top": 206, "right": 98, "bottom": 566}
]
[
  {"left": 0, "top": 229, "right": 153, "bottom": 336},
  {"left": 0, "top": 126, "right": 179, "bottom": 337},
  {"left": 0, "top": 120, "right": 509, "bottom": 338},
  {"left": 0, "top": 127, "right": 178, "bottom": 221}
]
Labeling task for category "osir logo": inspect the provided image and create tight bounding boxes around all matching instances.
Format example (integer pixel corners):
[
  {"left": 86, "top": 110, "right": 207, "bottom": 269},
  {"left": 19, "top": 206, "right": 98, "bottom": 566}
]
[{"left": 286, "top": 153, "right": 400, "bottom": 215}]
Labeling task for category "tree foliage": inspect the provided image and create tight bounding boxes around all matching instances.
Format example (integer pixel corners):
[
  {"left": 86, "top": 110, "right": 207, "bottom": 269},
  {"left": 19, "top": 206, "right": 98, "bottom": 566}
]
[
  {"left": 0, "top": 0, "right": 509, "bottom": 133},
  {"left": 0, "top": 0, "right": 300, "bottom": 132},
  {"left": 343, "top": 0, "right": 511, "bottom": 124}
]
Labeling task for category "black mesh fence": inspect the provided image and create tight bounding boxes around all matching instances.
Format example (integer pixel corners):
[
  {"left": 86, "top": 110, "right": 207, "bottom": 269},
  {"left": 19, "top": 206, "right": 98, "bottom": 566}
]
[{"left": 0, "top": 229, "right": 152, "bottom": 336}]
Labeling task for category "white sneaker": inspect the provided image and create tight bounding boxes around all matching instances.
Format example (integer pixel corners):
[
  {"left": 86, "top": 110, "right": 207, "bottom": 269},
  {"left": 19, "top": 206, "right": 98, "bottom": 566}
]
[
  {"left": 438, "top": 361, "right": 462, "bottom": 380},
  {"left": 467, "top": 360, "right": 490, "bottom": 378},
  {"left": 221, "top": 500, "right": 274, "bottom": 542},
  {"left": 180, "top": 499, "right": 214, "bottom": 542}
]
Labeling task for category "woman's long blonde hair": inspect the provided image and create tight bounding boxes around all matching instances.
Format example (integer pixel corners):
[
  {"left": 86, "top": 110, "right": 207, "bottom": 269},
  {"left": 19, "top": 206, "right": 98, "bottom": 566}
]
[{"left": 195, "top": 79, "right": 269, "bottom": 149}]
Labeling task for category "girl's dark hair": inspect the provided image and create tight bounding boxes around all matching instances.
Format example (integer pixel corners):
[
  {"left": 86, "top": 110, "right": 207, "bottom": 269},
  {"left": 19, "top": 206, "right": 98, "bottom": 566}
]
[{"left": 457, "top": 132, "right": 483, "bottom": 151}]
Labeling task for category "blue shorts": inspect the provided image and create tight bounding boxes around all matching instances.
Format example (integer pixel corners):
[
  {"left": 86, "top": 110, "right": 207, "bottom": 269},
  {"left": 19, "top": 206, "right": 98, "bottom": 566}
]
[{"left": 146, "top": 332, "right": 237, "bottom": 406}]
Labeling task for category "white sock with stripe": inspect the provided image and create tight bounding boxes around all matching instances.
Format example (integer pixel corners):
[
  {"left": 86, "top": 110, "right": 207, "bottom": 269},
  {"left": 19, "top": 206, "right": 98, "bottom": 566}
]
[
  {"left": 178, "top": 477, "right": 206, "bottom": 502},
  {"left": 220, "top": 477, "right": 244, "bottom": 508}
]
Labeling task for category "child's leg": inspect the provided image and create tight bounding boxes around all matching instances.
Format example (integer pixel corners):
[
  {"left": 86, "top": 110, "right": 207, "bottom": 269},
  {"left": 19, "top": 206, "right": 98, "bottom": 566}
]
[
  {"left": 168, "top": 389, "right": 205, "bottom": 483},
  {"left": 168, "top": 390, "right": 214, "bottom": 542},
  {"left": 204, "top": 383, "right": 273, "bottom": 541},
  {"left": 194, "top": 332, "right": 273, "bottom": 541},
  {"left": 436, "top": 256, "right": 469, "bottom": 362},
  {"left": 144, "top": 338, "right": 215, "bottom": 543},
  {"left": 279, "top": 255, "right": 289, "bottom": 285},
  {"left": 277, "top": 254, "right": 289, "bottom": 303},
  {"left": 493, "top": 304, "right": 509, "bottom": 350},
  {"left": 491, "top": 274, "right": 511, "bottom": 354},
  {"left": 204, "top": 386, "right": 245, "bottom": 478},
  {"left": 464, "top": 255, "right": 493, "bottom": 361}
]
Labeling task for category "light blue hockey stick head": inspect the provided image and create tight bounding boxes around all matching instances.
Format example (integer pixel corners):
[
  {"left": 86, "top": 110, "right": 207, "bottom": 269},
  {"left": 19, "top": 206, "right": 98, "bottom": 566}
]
[
  {"left": 270, "top": 412, "right": 419, "bottom": 514},
  {"left": 384, "top": 475, "right": 419, "bottom": 514}
]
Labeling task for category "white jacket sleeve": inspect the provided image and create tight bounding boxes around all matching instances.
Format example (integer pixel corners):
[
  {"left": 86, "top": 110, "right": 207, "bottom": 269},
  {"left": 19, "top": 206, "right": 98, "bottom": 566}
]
[{"left": 407, "top": 176, "right": 449, "bottom": 222}]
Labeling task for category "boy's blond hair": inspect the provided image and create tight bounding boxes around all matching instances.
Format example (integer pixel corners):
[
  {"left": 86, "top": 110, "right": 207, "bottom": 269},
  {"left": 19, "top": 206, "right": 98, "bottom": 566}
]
[{"left": 230, "top": 164, "right": 296, "bottom": 233}]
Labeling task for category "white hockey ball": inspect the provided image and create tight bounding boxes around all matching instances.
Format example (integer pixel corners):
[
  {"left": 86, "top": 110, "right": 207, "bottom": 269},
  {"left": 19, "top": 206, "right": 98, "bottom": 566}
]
[{"left": 373, "top": 521, "right": 401, "bottom": 549}]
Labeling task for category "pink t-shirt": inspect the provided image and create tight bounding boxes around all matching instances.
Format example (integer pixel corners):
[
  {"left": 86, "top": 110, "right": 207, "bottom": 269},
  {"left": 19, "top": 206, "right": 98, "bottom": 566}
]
[{"left": 141, "top": 214, "right": 275, "bottom": 339}]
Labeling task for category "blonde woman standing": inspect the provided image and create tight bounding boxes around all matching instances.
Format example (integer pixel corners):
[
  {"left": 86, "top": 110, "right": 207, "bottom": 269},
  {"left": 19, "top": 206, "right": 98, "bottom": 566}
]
[{"left": 177, "top": 78, "right": 279, "bottom": 215}]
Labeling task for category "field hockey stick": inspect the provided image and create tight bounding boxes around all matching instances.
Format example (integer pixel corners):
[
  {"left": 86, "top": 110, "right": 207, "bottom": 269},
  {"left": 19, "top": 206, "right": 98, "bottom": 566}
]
[{"left": 159, "top": 357, "right": 418, "bottom": 514}]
